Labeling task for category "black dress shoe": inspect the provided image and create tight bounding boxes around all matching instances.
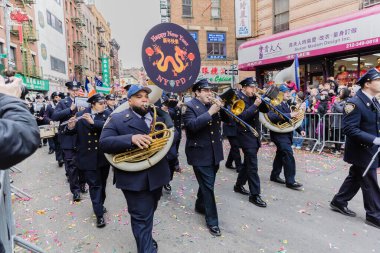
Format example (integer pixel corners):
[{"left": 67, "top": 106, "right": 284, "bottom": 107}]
[
  {"left": 207, "top": 225, "right": 221, "bottom": 236},
  {"left": 164, "top": 184, "right": 172, "bottom": 192},
  {"left": 225, "top": 164, "right": 236, "bottom": 170},
  {"left": 194, "top": 206, "right": 205, "bottom": 215},
  {"left": 80, "top": 185, "right": 88, "bottom": 194},
  {"left": 330, "top": 201, "right": 356, "bottom": 217},
  {"left": 38, "top": 143, "right": 42, "bottom": 148},
  {"left": 270, "top": 176, "right": 286, "bottom": 184},
  {"left": 233, "top": 185, "right": 249, "bottom": 195},
  {"left": 73, "top": 193, "right": 81, "bottom": 202},
  {"left": 153, "top": 239, "right": 158, "bottom": 249},
  {"left": 365, "top": 217, "right": 380, "bottom": 229},
  {"left": 58, "top": 160, "right": 64, "bottom": 167},
  {"left": 96, "top": 216, "right": 106, "bottom": 228},
  {"left": 249, "top": 195, "right": 267, "bottom": 208},
  {"left": 286, "top": 182, "right": 303, "bottom": 190},
  {"left": 103, "top": 207, "right": 107, "bottom": 213},
  {"left": 48, "top": 149, "right": 54, "bottom": 154}
]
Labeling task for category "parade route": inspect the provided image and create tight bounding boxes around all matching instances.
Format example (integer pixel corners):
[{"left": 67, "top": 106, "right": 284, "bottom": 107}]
[{"left": 11, "top": 141, "right": 380, "bottom": 253}]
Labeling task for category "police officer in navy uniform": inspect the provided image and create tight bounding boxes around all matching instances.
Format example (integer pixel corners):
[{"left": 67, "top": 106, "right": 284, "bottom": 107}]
[
  {"left": 330, "top": 68, "right": 380, "bottom": 229},
  {"left": 44, "top": 92, "right": 64, "bottom": 166},
  {"left": 223, "top": 115, "right": 242, "bottom": 172},
  {"left": 183, "top": 79, "right": 227, "bottom": 236},
  {"left": 105, "top": 94, "right": 118, "bottom": 112},
  {"left": 167, "top": 93, "right": 182, "bottom": 170},
  {"left": 233, "top": 77, "right": 269, "bottom": 208},
  {"left": 51, "top": 81, "right": 87, "bottom": 202},
  {"left": 100, "top": 84, "right": 170, "bottom": 252},
  {"left": 67, "top": 93, "right": 110, "bottom": 228},
  {"left": 268, "top": 84, "right": 305, "bottom": 190}
]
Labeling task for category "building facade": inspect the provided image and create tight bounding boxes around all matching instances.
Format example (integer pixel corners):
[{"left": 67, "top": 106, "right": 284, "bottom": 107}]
[
  {"left": 109, "top": 38, "right": 120, "bottom": 81},
  {"left": 35, "top": 0, "right": 68, "bottom": 94},
  {"left": 0, "top": 0, "right": 49, "bottom": 95},
  {"left": 238, "top": 0, "right": 380, "bottom": 89},
  {"left": 161, "top": 0, "right": 238, "bottom": 90}
]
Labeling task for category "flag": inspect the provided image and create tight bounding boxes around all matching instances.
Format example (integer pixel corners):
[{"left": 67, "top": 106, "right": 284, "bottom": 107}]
[
  {"left": 294, "top": 55, "right": 300, "bottom": 91},
  {"left": 94, "top": 76, "right": 103, "bottom": 87},
  {"left": 85, "top": 77, "right": 96, "bottom": 97}
]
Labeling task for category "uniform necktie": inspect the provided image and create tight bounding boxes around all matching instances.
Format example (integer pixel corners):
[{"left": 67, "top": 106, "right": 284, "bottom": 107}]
[{"left": 372, "top": 98, "right": 380, "bottom": 112}]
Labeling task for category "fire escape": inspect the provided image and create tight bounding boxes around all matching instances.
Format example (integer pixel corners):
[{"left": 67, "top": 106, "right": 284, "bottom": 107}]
[
  {"left": 96, "top": 23, "right": 106, "bottom": 76},
  {"left": 10, "top": 0, "right": 40, "bottom": 78},
  {"left": 72, "top": 1, "right": 87, "bottom": 76}
]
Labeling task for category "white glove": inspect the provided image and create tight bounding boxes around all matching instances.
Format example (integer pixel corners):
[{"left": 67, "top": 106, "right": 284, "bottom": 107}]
[{"left": 373, "top": 137, "right": 380, "bottom": 145}]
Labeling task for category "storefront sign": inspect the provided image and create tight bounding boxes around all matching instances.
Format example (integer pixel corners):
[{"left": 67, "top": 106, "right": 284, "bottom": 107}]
[
  {"left": 235, "top": 0, "right": 251, "bottom": 38},
  {"left": 239, "top": 5, "right": 380, "bottom": 70},
  {"left": 197, "top": 66, "right": 233, "bottom": 84},
  {"left": 101, "top": 56, "right": 111, "bottom": 86},
  {"left": 15, "top": 74, "right": 49, "bottom": 91},
  {"left": 207, "top": 33, "right": 225, "bottom": 43}
]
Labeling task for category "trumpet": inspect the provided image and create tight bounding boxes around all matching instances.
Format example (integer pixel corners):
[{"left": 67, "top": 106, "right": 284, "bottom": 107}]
[{"left": 208, "top": 92, "right": 259, "bottom": 138}]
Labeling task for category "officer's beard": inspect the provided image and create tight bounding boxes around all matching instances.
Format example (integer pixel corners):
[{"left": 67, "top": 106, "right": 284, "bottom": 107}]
[{"left": 131, "top": 105, "right": 149, "bottom": 117}]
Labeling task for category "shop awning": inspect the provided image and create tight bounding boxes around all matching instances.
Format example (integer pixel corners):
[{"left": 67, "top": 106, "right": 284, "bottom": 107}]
[{"left": 238, "top": 5, "right": 380, "bottom": 71}]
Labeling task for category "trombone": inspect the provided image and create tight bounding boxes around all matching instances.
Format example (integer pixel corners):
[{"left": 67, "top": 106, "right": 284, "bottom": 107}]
[{"left": 209, "top": 90, "right": 259, "bottom": 138}]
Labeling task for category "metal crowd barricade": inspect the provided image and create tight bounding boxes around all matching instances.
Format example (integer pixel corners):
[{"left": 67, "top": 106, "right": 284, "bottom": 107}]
[
  {"left": 293, "top": 113, "right": 322, "bottom": 153},
  {"left": 318, "top": 113, "right": 345, "bottom": 154},
  {"left": 0, "top": 170, "right": 45, "bottom": 253}
]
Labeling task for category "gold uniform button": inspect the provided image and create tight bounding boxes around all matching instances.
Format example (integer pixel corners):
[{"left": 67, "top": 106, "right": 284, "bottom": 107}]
[
  {"left": 88, "top": 148, "right": 91, "bottom": 150},
  {"left": 94, "top": 133, "right": 97, "bottom": 136},
  {"left": 88, "top": 133, "right": 91, "bottom": 136},
  {"left": 88, "top": 141, "right": 91, "bottom": 143},
  {"left": 212, "top": 140, "right": 214, "bottom": 143},
  {"left": 211, "top": 131, "right": 214, "bottom": 134},
  {"left": 95, "top": 147, "right": 98, "bottom": 150},
  {"left": 95, "top": 140, "right": 98, "bottom": 143}
]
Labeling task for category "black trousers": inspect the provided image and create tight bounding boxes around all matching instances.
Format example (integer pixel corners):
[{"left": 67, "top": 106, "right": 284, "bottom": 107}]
[
  {"left": 122, "top": 188, "right": 162, "bottom": 253},
  {"left": 332, "top": 165, "right": 380, "bottom": 221},
  {"left": 0, "top": 240, "right": 4, "bottom": 253},
  {"left": 271, "top": 141, "right": 296, "bottom": 184},
  {"left": 83, "top": 165, "right": 110, "bottom": 217},
  {"left": 62, "top": 149, "right": 85, "bottom": 195},
  {"left": 52, "top": 135, "right": 63, "bottom": 162},
  {"left": 193, "top": 165, "right": 219, "bottom": 227},
  {"left": 226, "top": 136, "right": 242, "bottom": 169},
  {"left": 236, "top": 147, "right": 261, "bottom": 196}
]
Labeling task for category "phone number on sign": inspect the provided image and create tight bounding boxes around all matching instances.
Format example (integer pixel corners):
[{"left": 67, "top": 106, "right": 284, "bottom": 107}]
[{"left": 346, "top": 38, "right": 379, "bottom": 49}]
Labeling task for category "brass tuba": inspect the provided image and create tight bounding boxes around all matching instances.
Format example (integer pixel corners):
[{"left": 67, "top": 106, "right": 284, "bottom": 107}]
[{"left": 103, "top": 85, "right": 175, "bottom": 172}]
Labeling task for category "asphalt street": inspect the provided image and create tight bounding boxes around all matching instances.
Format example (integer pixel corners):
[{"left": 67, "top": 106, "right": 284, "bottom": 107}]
[{"left": 10, "top": 139, "right": 380, "bottom": 253}]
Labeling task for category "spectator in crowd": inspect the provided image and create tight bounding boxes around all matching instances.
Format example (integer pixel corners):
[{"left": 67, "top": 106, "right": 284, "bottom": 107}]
[
  {"left": 293, "top": 91, "right": 307, "bottom": 149},
  {"left": 330, "top": 88, "right": 350, "bottom": 155},
  {"left": 286, "top": 80, "right": 298, "bottom": 92}
]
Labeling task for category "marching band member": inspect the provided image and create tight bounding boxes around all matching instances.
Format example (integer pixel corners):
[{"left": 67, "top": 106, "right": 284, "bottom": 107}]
[
  {"left": 43, "top": 92, "right": 64, "bottom": 166},
  {"left": 330, "top": 68, "right": 380, "bottom": 229},
  {"left": 67, "top": 93, "right": 111, "bottom": 228},
  {"left": 105, "top": 94, "right": 118, "bottom": 113},
  {"left": 100, "top": 84, "right": 170, "bottom": 252},
  {"left": 51, "top": 81, "right": 87, "bottom": 202},
  {"left": 268, "top": 84, "right": 305, "bottom": 190},
  {"left": 233, "top": 77, "right": 269, "bottom": 208},
  {"left": 183, "top": 79, "right": 227, "bottom": 236}
]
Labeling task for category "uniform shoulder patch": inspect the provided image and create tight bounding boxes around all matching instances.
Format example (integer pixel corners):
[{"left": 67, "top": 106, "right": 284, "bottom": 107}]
[{"left": 344, "top": 103, "right": 356, "bottom": 114}]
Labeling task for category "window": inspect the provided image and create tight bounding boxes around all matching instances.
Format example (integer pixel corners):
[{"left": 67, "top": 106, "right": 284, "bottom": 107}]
[
  {"left": 46, "top": 10, "right": 63, "bottom": 33},
  {"left": 0, "top": 42, "right": 3, "bottom": 54},
  {"left": 273, "top": 0, "right": 289, "bottom": 33},
  {"left": 207, "top": 32, "right": 226, "bottom": 59},
  {"left": 9, "top": 46, "right": 16, "bottom": 64},
  {"left": 363, "top": 0, "right": 380, "bottom": 7},
  {"left": 182, "top": 0, "right": 192, "bottom": 17},
  {"left": 51, "top": 56, "right": 66, "bottom": 74},
  {"left": 188, "top": 30, "right": 198, "bottom": 44},
  {"left": 211, "top": 0, "right": 221, "bottom": 19}
]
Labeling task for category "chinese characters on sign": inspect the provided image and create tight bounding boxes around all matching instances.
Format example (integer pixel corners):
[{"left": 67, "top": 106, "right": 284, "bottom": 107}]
[
  {"left": 235, "top": 0, "right": 251, "bottom": 38},
  {"left": 197, "top": 66, "right": 234, "bottom": 84},
  {"left": 101, "top": 56, "right": 110, "bottom": 87}
]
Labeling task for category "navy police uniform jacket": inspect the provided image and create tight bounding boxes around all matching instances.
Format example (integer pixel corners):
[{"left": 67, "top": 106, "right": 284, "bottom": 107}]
[
  {"left": 66, "top": 107, "right": 110, "bottom": 171},
  {"left": 268, "top": 101, "right": 303, "bottom": 144},
  {"left": 43, "top": 103, "right": 57, "bottom": 124},
  {"left": 343, "top": 89, "right": 380, "bottom": 169},
  {"left": 222, "top": 109, "right": 238, "bottom": 137},
  {"left": 183, "top": 98, "right": 226, "bottom": 166},
  {"left": 51, "top": 97, "right": 77, "bottom": 149},
  {"left": 99, "top": 108, "right": 170, "bottom": 191},
  {"left": 236, "top": 91, "right": 269, "bottom": 148}
]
